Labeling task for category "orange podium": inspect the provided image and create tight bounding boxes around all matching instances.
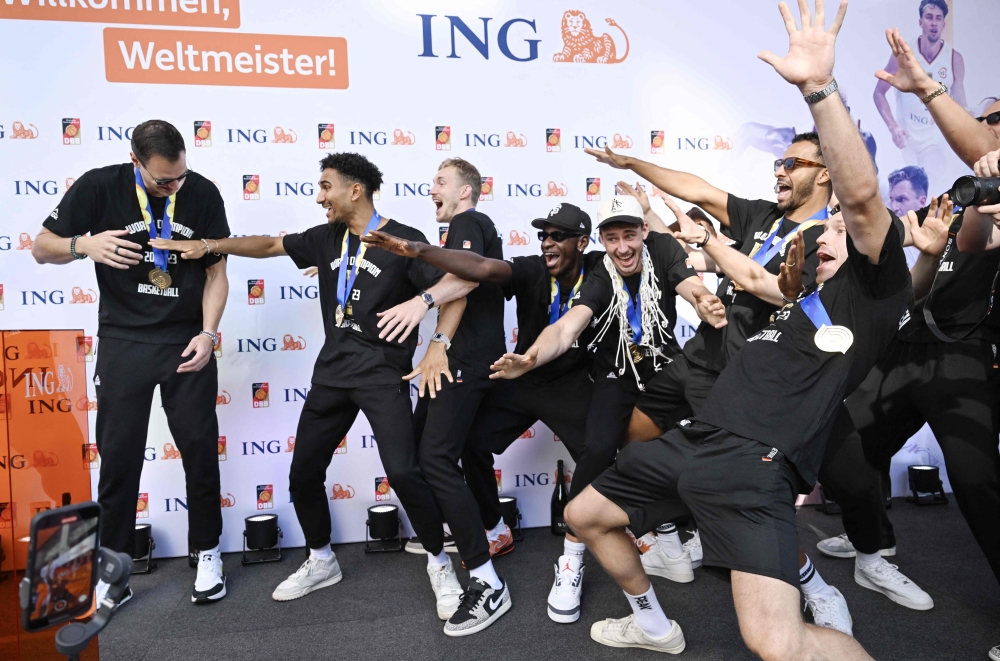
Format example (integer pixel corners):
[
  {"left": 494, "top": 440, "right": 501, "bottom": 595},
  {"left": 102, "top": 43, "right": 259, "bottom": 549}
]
[{"left": 0, "top": 330, "right": 97, "bottom": 660}]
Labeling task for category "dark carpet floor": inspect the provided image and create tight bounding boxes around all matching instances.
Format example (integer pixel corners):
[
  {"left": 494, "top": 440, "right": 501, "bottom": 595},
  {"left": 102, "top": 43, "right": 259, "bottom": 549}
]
[{"left": 98, "top": 499, "right": 999, "bottom": 661}]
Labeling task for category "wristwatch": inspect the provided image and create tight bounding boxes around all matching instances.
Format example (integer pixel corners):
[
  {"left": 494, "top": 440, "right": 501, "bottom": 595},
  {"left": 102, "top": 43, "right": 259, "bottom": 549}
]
[
  {"left": 430, "top": 332, "right": 452, "bottom": 350},
  {"left": 199, "top": 330, "right": 218, "bottom": 345},
  {"left": 419, "top": 291, "right": 435, "bottom": 308},
  {"left": 803, "top": 78, "right": 838, "bottom": 105}
]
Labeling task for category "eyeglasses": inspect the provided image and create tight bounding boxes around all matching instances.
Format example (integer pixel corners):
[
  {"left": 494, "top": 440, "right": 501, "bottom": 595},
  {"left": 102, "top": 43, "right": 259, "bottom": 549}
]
[
  {"left": 976, "top": 111, "right": 1000, "bottom": 126},
  {"left": 538, "top": 230, "right": 582, "bottom": 243},
  {"left": 774, "top": 157, "right": 825, "bottom": 172},
  {"left": 138, "top": 159, "right": 191, "bottom": 186}
]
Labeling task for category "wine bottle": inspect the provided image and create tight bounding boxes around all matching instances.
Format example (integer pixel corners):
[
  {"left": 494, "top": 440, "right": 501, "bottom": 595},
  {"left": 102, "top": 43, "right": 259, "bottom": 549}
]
[{"left": 551, "top": 460, "right": 569, "bottom": 535}]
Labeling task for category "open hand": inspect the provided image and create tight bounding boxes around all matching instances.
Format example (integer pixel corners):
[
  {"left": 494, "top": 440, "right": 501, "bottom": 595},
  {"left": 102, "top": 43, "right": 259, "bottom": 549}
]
[
  {"left": 149, "top": 238, "right": 207, "bottom": 260},
  {"left": 660, "top": 195, "right": 706, "bottom": 245},
  {"left": 361, "top": 230, "right": 420, "bottom": 258},
  {"left": 907, "top": 194, "right": 954, "bottom": 258},
  {"left": 616, "top": 181, "right": 652, "bottom": 214},
  {"left": 377, "top": 296, "right": 428, "bottom": 343},
  {"left": 76, "top": 230, "right": 143, "bottom": 270},
  {"left": 889, "top": 125, "right": 910, "bottom": 150},
  {"left": 694, "top": 293, "right": 728, "bottom": 329},
  {"left": 177, "top": 334, "right": 214, "bottom": 373},
  {"left": 404, "top": 341, "right": 452, "bottom": 398},
  {"left": 584, "top": 146, "right": 631, "bottom": 170},
  {"left": 875, "top": 28, "right": 938, "bottom": 98},
  {"left": 489, "top": 347, "right": 538, "bottom": 380},
  {"left": 757, "top": 0, "right": 847, "bottom": 95},
  {"left": 778, "top": 232, "right": 805, "bottom": 301}
]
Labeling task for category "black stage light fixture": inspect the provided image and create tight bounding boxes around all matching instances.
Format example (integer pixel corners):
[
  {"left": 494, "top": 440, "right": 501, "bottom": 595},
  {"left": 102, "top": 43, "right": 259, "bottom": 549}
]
[
  {"left": 906, "top": 465, "right": 948, "bottom": 506},
  {"left": 365, "top": 505, "right": 402, "bottom": 553},
  {"left": 499, "top": 496, "right": 523, "bottom": 542},
  {"left": 243, "top": 514, "right": 283, "bottom": 564},
  {"left": 132, "top": 523, "right": 157, "bottom": 574}
]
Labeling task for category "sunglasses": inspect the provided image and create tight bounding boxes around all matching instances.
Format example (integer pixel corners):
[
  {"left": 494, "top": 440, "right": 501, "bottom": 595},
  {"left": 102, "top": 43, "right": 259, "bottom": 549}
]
[
  {"left": 774, "top": 157, "right": 825, "bottom": 172},
  {"left": 976, "top": 111, "right": 1000, "bottom": 126},
  {"left": 139, "top": 159, "right": 192, "bottom": 186},
  {"left": 538, "top": 230, "right": 582, "bottom": 243}
]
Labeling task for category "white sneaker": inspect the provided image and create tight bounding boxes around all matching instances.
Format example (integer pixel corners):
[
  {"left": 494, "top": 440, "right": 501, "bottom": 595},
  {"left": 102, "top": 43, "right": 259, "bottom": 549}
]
[
  {"left": 272, "top": 553, "right": 343, "bottom": 602},
  {"left": 590, "top": 614, "right": 686, "bottom": 654},
  {"left": 817, "top": 534, "right": 896, "bottom": 559},
  {"left": 428, "top": 560, "right": 463, "bottom": 620},
  {"left": 641, "top": 539, "right": 694, "bottom": 584},
  {"left": 547, "top": 554, "right": 585, "bottom": 623},
  {"left": 192, "top": 552, "right": 226, "bottom": 603},
  {"left": 443, "top": 577, "right": 511, "bottom": 637},
  {"left": 854, "top": 559, "right": 933, "bottom": 610},
  {"left": 404, "top": 530, "right": 458, "bottom": 555},
  {"left": 804, "top": 587, "right": 853, "bottom": 636},
  {"left": 95, "top": 579, "right": 132, "bottom": 610},
  {"left": 988, "top": 644, "right": 1000, "bottom": 660},
  {"left": 683, "top": 530, "right": 703, "bottom": 569}
]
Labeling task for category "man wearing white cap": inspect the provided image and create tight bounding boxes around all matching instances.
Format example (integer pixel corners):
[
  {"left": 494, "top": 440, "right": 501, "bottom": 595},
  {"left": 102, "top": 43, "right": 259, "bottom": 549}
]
[{"left": 490, "top": 194, "right": 727, "bottom": 623}]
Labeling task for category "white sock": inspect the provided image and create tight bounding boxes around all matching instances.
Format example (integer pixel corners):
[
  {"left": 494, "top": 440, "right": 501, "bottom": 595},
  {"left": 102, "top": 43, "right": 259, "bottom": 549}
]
[
  {"left": 310, "top": 545, "right": 333, "bottom": 561},
  {"left": 624, "top": 585, "right": 673, "bottom": 640},
  {"left": 654, "top": 524, "right": 684, "bottom": 558},
  {"left": 468, "top": 559, "right": 502, "bottom": 590},
  {"left": 564, "top": 539, "right": 586, "bottom": 558},
  {"left": 856, "top": 551, "right": 881, "bottom": 570},
  {"left": 198, "top": 545, "right": 220, "bottom": 560},
  {"left": 799, "top": 555, "right": 835, "bottom": 598},
  {"left": 427, "top": 550, "right": 449, "bottom": 567},
  {"left": 486, "top": 518, "right": 507, "bottom": 542}
]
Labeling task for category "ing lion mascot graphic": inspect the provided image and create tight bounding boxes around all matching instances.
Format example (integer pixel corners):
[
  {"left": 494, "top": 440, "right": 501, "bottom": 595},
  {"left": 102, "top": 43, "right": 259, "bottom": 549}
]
[
  {"left": 281, "top": 334, "right": 307, "bottom": 350},
  {"left": 552, "top": 11, "right": 629, "bottom": 64}
]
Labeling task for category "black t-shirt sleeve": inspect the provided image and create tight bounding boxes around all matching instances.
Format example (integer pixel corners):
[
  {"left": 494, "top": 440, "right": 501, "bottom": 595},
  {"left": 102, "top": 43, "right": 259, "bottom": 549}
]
[
  {"left": 42, "top": 170, "right": 103, "bottom": 237},
  {"left": 655, "top": 233, "right": 698, "bottom": 290},
  {"left": 406, "top": 230, "right": 444, "bottom": 290},
  {"left": 197, "top": 182, "right": 231, "bottom": 267},
  {"left": 282, "top": 224, "right": 329, "bottom": 269},
  {"left": 504, "top": 256, "right": 540, "bottom": 301},
  {"left": 725, "top": 194, "right": 777, "bottom": 246},
  {"left": 575, "top": 264, "right": 613, "bottom": 316},
  {"left": 846, "top": 213, "right": 911, "bottom": 299},
  {"left": 444, "top": 214, "right": 485, "bottom": 256}
]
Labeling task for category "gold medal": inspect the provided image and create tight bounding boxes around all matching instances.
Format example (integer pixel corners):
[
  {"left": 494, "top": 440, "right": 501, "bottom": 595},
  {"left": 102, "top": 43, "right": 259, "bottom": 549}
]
[
  {"left": 814, "top": 325, "right": 854, "bottom": 354},
  {"left": 629, "top": 342, "right": 644, "bottom": 364},
  {"left": 149, "top": 268, "right": 171, "bottom": 289},
  {"left": 335, "top": 304, "right": 344, "bottom": 327}
]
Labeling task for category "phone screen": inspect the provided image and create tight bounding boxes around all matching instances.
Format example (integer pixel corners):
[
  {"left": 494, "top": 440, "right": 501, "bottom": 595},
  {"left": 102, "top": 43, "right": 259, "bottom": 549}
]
[{"left": 24, "top": 506, "right": 99, "bottom": 630}]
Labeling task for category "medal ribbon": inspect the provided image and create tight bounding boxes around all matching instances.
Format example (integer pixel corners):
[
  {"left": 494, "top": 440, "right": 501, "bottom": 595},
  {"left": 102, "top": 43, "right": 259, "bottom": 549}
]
[
  {"left": 134, "top": 167, "right": 176, "bottom": 273},
  {"left": 548, "top": 265, "right": 585, "bottom": 325},
  {"left": 336, "top": 211, "right": 382, "bottom": 315},
  {"left": 798, "top": 286, "right": 833, "bottom": 330},
  {"left": 622, "top": 279, "right": 642, "bottom": 343},
  {"left": 749, "top": 207, "right": 828, "bottom": 266}
]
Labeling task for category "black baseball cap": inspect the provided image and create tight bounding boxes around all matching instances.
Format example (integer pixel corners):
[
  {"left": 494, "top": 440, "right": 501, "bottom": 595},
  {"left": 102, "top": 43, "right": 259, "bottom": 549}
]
[{"left": 531, "top": 203, "right": 592, "bottom": 235}]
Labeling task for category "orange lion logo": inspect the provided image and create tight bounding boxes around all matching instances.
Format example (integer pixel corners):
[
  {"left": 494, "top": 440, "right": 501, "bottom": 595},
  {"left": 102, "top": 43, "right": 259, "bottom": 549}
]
[
  {"left": 553, "top": 11, "right": 629, "bottom": 64},
  {"left": 520, "top": 427, "right": 536, "bottom": 439},
  {"left": 286, "top": 436, "right": 296, "bottom": 452},
  {"left": 11, "top": 121, "right": 38, "bottom": 139},
  {"left": 331, "top": 484, "right": 356, "bottom": 500},
  {"left": 272, "top": 127, "right": 297, "bottom": 144},
  {"left": 76, "top": 396, "right": 98, "bottom": 411},
  {"left": 17, "top": 233, "right": 34, "bottom": 250},
  {"left": 713, "top": 135, "right": 734, "bottom": 150},
  {"left": 281, "top": 334, "right": 307, "bottom": 350},
  {"left": 508, "top": 230, "right": 530, "bottom": 246},
  {"left": 161, "top": 443, "right": 181, "bottom": 460},
  {"left": 216, "top": 390, "right": 232, "bottom": 405},
  {"left": 612, "top": 133, "right": 633, "bottom": 149},
  {"left": 505, "top": 132, "right": 527, "bottom": 147},
  {"left": 546, "top": 182, "right": 568, "bottom": 197},
  {"left": 69, "top": 287, "right": 97, "bottom": 304},
  {"left": 220, "top": 493, "right": 236, "bottom": 507},
  {"left": 391, "top": 129, "right": 416, "bottom": 145},
  {"left": 26, "top": 342, "right": 52, "bottom": 359}
]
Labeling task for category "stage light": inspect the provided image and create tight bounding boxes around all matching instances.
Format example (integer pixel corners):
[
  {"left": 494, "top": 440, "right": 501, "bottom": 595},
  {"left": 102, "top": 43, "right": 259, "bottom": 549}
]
[
  {"left": 906, "top": 465, "right": 948, "bottom": 506},
  {"left": 499, "top": 496, "right": 523, "bottom": 542},
  {"left": 365, "top": 505, "right": 402, "bottom": 553},
  {"left": 131, "top": 523, "right": 157, "bottom": 574},
  {"left": 243, "top": 514, "right": 283, "bottom": 565}
]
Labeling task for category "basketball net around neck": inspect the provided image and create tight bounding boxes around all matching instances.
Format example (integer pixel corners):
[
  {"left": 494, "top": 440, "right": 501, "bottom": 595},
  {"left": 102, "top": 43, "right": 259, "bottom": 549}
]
[{"left": 588, "top": 245, "right": 673, "bottom": 390}]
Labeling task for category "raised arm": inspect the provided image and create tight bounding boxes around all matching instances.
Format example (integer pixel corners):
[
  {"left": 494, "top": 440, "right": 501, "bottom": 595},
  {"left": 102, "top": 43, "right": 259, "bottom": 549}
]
[
  {"left": 585, "top": 148, "right": 731, "bottom": 226},
  {"left": 362, "top": 230, "right": 512, "bottom": 285},
  {"left": 149, "top": 235, "right": 286, "bottom": 259},
  {"left": 875, "top": 29, "right": 997, "bottom": 169},
  {"left": 761, "top": 0, "right": 889, "bottom": 261},
  {"left": 489, "top": 305, "right": 593, "bottom": 380},
  {"left": 906, "top": 195, "right": 953, "bottom": 298}
]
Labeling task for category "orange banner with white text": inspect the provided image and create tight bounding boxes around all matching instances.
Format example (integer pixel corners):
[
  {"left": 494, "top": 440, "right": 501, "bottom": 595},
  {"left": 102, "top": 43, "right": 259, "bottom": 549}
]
[
  {"left": 0, "top": 0, "right": 240, "bottom": 28},
  {"left": 103, "top": 28, "right": 349, "bottom": 89}
]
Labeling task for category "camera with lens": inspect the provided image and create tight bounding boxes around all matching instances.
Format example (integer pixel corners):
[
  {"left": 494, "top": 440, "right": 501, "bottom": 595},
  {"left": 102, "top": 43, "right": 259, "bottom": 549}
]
[{"left": 951, "top": 175, "right": 1000, "bottom": 207}]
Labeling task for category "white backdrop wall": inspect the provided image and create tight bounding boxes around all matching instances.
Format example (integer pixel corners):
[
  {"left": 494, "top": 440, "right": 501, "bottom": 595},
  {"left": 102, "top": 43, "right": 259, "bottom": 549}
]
[{"left": 1, "top": 0, "right": 997, "bottom": 558}]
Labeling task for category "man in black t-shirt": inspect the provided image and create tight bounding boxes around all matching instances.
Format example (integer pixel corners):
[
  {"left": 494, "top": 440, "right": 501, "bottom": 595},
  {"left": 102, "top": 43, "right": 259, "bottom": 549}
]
[
  {"left": 563, "top": 5, "right": 909, "bottom": 656},
  {"left": 152, "top": 153, "right": 478, "bottom": 626},
  {"left": 32, "top": 120, "right": 231, "bottom": 606},
  {"left": 489, "top": 195, "right": 727, "bottom": 625}
]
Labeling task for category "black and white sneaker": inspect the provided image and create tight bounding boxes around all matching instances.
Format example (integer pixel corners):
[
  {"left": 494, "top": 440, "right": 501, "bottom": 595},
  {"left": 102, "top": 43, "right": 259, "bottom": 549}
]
[
  {"left": 404, "top": 531, "right": 458, "bottom": 555},
  {"left": 95, "top": 580, "right": 133, "bottom": 610},
  {"left": 192, "top": 552, "right": 226, "bottom": 603},
  {"left": 443, "top": 577, "right": 511, "bottom": 637}
]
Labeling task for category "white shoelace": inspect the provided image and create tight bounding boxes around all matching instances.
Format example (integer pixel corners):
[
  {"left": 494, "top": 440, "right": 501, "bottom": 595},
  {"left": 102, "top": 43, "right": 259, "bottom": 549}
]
[
  {"left": 292, "top": 556, "right": 324, "bottom": 579},
  {"left": 553, "top": 566, "right": 581, "bottom": 595},
  {"left": 683, "top": 531, "right": 701, "bottom": 550},
  {"left": 870, "top": 562, "right": 912, "bottom": 587},
  {"left": 804, "top": 593, "right": 839, "bottom": 627}
]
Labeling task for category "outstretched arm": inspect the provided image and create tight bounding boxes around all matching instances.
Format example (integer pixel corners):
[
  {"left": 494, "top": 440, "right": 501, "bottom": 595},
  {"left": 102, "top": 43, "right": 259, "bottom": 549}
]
[
  {"left": 489, "top": 305, "right": 593, "bottom": 380},
  {"left": 362, "top": 230, "right": 512, "bottom": 285},
  {"left": 585, "top": 148, "right": 731, "bottom": 226},
  {"left": 760, "top": 0, "right": 889, "bottom": 262},
  {"left": 150, "top": 235, "right": 286, "bottom": 259},
  {"left": 875, "top": 29, "right": 996, "bottom": 169}
]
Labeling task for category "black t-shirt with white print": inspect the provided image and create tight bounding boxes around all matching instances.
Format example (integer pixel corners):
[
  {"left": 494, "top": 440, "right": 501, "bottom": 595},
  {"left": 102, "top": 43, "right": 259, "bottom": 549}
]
[
  {"left": 696, "top": 214, "right": 912, "bottom": 487},
  {"left": 683, "top": 195, "right": 824, "bottom": 374},
  {"left": 898, "top": 208, "right": 1000, "bottom": 343},
  {"left": 42, "top": 163, "right": 230, "bottom": 344},
  {"left": 574, "top": 232, "right": 697, "bottom": 393},
  {"left": 282, "top": 219, "right": 443, "bottom": 388},
  {"left": 503, "top": 251, "right": 605, "bottom": 384},
  {"left": 442, "top": 209, "right": 507, "bottom": 379}
]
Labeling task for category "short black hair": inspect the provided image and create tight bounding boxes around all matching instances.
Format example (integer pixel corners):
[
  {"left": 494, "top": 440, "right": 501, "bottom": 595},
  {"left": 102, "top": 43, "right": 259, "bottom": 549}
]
[
  {"left": 319, "top": 152, "right": 383, "bottom": 200},
  {"left": 888, "top": 165, "right": 929, "bottom": 197},
  {"left": 919, "top": 0, "right": 948, "bottom": 18},
  {"left": 131, "top": 120, "right": 185, "bottom": 163},
  {"left": 791, "top": 131, "right": 823, "bottom": 160}
]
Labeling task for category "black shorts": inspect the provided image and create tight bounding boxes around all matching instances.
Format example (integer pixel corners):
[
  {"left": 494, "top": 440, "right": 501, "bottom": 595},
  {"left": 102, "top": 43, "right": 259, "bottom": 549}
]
[
  {"left": 634, "top": 355, "right": 719, "bottom": 430},
  {"left": 590, "top": 421, "right": 801, "bottom": 587}
]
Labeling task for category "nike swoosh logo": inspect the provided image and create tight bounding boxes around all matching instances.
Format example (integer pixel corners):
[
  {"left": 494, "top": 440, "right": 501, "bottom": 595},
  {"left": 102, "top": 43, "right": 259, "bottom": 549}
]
[{"left": 489, "top": 594, "right": 503, "bottom": 610}]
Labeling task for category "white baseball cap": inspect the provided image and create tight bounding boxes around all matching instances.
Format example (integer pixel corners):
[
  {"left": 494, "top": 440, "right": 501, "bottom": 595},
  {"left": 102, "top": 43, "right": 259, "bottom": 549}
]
[{"left": 596, "top": 196, "right": 644, "bottom": 229}]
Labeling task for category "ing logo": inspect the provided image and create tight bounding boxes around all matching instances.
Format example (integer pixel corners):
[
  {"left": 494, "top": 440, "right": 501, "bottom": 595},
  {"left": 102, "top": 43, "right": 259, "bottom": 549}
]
[
  {"left": 272, "top": 127, "right": 297, "bottom": 144},
  {"left": 546, "top": 182, "right": 568, "bottom": 197},
  {"left": 331, "top": 484, "right": 355, "bottom": 500},
  {"left": 553, "top": 11, "right": 629, "bottom": 64},
  {"left": 161, "top": 442, "right": 181, "bottom": 460},
  {"left": 220, "top": 493, "right": 236, "bottom": 508},
  {"left": 17, "top": 233, "right": 34, "bottom": 250},
  {"left": 713, "top": 135, "right": 734, "bottom": 150},
  {"left": 391, "top": 129, "right": 416, "bottom": 145},
  {"left": 69, "top": 287, "right": 97, "bottom": 303},
  {"left": 508, "top": 230, "right": 530, "bottom": 246},
  {"left": 611, "top": 133, "right": 633, "bottom": 149},
  {"left": 505, "top": 132, "right": 527, "bottom": 147},
  {"left": 280, "top": 334, "right": 307, "bottom": 350},
  {"left": 216, "top": 390, "right": 232, "bottom": 405},
  {"left": 285, "top": 436, "right": 296, "bottom": 452},
  {"left": 10, "top": 122, "right": 38, "bottom": 139},
  {"left": 520, "top": 426, "right": 536, "bottom": 439}
]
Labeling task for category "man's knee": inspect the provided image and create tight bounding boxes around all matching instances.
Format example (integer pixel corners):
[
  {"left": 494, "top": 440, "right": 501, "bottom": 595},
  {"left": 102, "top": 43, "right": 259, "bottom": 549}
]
[
  {"left": 741, "top": 630, "right": 808, "bottom": 661},
  {"left": 565, "top": 487, "right": 623, "bottom": 535}
]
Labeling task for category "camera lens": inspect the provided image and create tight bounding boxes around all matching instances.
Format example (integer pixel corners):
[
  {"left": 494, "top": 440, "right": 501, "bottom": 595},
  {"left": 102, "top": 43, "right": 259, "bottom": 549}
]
[{"left": 952, "top": 175, "right": 1000, "bottom": 207}]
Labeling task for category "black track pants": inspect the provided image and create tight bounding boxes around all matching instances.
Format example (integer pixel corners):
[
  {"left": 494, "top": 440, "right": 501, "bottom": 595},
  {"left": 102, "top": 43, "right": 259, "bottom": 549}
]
[{"left": 568, "top": 377, "right": 639, "bottom": 501}]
